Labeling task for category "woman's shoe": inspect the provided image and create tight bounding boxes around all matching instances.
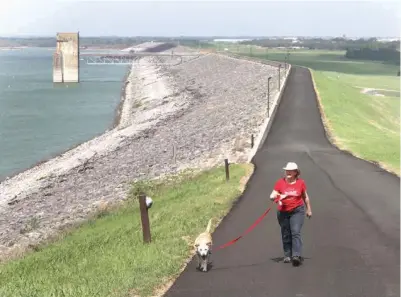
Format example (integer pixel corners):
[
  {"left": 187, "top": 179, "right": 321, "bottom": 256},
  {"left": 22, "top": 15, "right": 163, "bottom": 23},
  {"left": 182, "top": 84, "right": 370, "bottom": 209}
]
[
  {"left": 283, "top": 256, "right": 291, "bottom": 263},
  {"left": 291, "top": 256, "right": 301, "bottom": 266}
]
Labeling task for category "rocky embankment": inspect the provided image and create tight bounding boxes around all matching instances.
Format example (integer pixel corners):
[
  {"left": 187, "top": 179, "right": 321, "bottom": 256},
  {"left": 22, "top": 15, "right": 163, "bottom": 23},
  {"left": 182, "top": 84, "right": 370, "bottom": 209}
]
[{"left": 0, "top": 44, "right": 287, "bottom": 260}]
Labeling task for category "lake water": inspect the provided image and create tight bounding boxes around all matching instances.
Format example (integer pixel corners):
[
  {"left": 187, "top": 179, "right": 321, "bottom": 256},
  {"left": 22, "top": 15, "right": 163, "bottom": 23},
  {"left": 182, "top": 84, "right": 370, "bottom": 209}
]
[{"left": 0, "top": 48, "right": 130, "bottom": 180}]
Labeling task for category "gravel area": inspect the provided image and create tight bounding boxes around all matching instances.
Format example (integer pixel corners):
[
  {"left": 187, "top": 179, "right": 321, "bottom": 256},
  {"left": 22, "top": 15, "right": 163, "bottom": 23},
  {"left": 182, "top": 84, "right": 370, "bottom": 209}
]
[{"left": 0, "top": 45, "right": 289, "bottom": 260}]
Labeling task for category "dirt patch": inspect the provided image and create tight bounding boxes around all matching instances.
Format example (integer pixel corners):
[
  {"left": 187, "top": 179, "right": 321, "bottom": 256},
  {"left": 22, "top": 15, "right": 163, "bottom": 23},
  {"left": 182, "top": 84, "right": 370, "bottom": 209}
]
[{"left": 359, "top": 87, "right": 400, "bottom": 98}]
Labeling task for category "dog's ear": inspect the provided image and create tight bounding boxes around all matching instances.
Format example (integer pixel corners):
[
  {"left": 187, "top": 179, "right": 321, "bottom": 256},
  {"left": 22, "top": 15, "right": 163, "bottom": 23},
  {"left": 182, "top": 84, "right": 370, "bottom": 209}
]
[
  {"left": 206, "top": 242, "right": 212, "bottom": 247},
  {"left": 194, "top": 243, "right": 199, "bottom": 247}
]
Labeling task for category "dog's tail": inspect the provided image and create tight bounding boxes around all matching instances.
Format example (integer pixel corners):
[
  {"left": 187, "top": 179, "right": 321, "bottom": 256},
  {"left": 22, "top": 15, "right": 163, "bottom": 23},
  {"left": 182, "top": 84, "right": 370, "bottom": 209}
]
[{"left": 205, "top": 218, "right": 213, "bottom": 233}]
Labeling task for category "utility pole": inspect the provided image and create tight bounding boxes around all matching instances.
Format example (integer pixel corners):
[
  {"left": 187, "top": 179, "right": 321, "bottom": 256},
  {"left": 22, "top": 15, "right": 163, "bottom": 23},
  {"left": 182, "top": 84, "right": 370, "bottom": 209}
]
[
  {"left": 267, "top": 76, "right": 272, "bottom": 117},
  {"left": 278, "top": 64, "right": 281, "bottom": 90}
]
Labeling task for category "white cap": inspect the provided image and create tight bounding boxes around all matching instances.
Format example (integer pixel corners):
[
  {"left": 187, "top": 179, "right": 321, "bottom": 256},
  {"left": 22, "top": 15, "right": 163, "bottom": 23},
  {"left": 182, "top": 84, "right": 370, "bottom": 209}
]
[{"left": 283, "top": 162, "right": 298, "bottom": 171}]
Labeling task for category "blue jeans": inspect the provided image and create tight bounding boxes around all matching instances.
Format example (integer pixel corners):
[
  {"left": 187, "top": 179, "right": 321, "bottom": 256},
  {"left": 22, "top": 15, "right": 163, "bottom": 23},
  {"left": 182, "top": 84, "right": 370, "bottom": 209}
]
[{"left": 277, "top": 205, "right": 305, "bottom": 258}]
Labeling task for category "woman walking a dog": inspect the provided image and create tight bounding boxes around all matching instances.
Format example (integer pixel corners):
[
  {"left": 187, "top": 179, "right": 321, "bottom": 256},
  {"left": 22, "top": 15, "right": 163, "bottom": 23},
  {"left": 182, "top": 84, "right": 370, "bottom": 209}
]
[{"left": 270, "top": 162, "right": 312, "bottom": 266}]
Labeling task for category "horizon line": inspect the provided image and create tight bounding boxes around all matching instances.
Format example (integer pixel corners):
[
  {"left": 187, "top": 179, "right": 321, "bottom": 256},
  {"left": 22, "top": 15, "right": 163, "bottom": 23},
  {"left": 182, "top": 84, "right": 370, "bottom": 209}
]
[{"left": 1, "top": 35, "right": 400, "bottom": 39}]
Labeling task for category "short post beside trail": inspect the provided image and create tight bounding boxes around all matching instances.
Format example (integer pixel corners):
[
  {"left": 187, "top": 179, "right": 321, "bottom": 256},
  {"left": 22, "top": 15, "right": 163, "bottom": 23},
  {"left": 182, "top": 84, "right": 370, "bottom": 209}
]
[
  {"left": 267, "top": 76, "right": 272, "bottom": 117},
  {"left": 284, "top": 55, "right": 287, "bottom": 71},
  {"left": 224, "top": 159, "right": 230, "bottom": 181},
  {"left": 138, "top": 193, "right": 153, "bottom": 244},
  {"left": 251, "top": 134, "right": 254, "bottom": 148},
  {"left": 278, "top": 64, "right": 281, "bottom": 90}
]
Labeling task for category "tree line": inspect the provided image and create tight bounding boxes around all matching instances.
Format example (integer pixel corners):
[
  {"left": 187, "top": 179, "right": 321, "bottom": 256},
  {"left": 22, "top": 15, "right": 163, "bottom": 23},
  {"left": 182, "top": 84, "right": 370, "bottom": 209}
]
[
  {"left": 241, "top": 37, "right": 400, "bottom": 65},
  {"left": 345, "top": 47, "right": 400, "bottom": 65},
  {"left": 0, "top": 36, "right": 215, "bottom": 48},
  {"left": 1, "top": 36, "right": 399, "bottom": 66},
  {"left": 240, "top": 37, "right": 399, "bottom": 51},
  {"left": 0, "top": 37, "right": 161, "bottom": 48}
]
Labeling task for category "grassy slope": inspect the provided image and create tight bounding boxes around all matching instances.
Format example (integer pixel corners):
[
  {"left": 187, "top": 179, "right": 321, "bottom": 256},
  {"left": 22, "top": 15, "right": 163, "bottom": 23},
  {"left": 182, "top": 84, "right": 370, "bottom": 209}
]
[
  {"left": 236, "top": 48, "right": 400, "bottom": 174},
  {"left": 0, "top": 164, "right": 253, "bottom": 297},
  {"left": 313, "top": 71, "right": 399, "bottom": 171}
]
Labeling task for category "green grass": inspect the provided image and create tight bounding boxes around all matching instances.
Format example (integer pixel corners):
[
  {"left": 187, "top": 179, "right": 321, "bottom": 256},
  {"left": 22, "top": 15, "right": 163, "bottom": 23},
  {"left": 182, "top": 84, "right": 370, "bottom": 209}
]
[
  {"left": 313, "top": 71, "right": 400, "bottom": 172},
  {"left": 244, "top": 48, "right": 400, "bottom": 76},
  {"left": 233, "top": 47, "right": 400, "bottom": 174},
  {"left": 332, "top": 73, "right": 400, "bottom": 91},
  {"left": 0, "top": 164, "right": 253, "bottom": 297}
]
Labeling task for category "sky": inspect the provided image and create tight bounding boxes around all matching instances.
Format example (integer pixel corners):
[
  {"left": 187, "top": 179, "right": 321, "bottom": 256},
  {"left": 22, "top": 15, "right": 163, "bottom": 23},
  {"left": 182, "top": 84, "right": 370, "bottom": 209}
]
[{"left": 0, "top": 0, "right": 400, "bottom": 37}]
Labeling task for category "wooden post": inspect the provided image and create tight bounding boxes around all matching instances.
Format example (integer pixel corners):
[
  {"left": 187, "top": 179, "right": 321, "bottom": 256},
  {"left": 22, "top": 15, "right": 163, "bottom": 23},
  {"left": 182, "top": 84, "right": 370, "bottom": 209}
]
[
  {"left": 267, "top": 77, "right": 270, "bottom": 117},
  {"left": 224, "top": 159, "right": 230, "bottom": 181},
  {"left": 139, "top": 193, "right": 151, "bottom": 243},
  {"left": 278, "top": 64, "right": 281, "bottom": 90},
  {"left": 285, "top": 55, "right": 287, "bottom": 70}
]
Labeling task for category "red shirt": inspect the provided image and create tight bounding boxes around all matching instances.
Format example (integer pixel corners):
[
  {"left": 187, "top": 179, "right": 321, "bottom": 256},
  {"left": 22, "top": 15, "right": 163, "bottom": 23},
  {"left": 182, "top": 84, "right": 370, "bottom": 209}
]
[{"left": 273, "top": 178, "right": 306, "bottom": 212}]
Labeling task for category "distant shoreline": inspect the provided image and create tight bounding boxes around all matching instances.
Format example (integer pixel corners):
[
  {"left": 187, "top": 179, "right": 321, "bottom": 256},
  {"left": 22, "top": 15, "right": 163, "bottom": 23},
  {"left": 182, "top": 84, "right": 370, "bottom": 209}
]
[
  {"left": 112, "top": 66, "right": 132, "bottom": 129},
  {"left": 0, "top": 46, "right": 133, "bottom": 51},
  {"left": 0, "top": 47, "right": 28, "bottom": 50}
]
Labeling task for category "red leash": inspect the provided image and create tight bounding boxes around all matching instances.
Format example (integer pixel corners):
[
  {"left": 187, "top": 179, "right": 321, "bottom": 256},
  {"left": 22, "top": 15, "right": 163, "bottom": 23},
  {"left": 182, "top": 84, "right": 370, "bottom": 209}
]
[{"left": 213, "top": 199, "right": 279, "bottom": 251}]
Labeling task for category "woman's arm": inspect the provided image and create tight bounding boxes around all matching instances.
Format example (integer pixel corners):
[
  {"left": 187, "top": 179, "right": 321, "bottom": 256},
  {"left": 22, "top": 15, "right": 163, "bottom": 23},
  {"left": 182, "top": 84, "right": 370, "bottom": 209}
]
[
  {"left": 270, "top": 179, "right": 283, "bottom": 201},
  {"left": 270, "top": 190, "right": 279, "bottom": 201},
  {"left": 302, "top": 191, "right": 312, "bottom": 217}
]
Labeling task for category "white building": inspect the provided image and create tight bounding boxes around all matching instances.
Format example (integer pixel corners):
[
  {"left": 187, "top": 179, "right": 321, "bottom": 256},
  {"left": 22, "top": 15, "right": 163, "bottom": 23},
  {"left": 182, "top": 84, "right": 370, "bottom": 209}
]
[{"left": 213, "top": 38, "right": 252, "bottom": 43}]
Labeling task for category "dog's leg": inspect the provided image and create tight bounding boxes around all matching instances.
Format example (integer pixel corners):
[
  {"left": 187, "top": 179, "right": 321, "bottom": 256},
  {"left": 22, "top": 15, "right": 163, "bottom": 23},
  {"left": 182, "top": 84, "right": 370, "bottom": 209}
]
[
  {"left": 201, "top": 259, "right": 206, "bottom": 272},
  {"left": 196, "top": 254, "right": 200, "bottom": 268},
  {"left": 201, "top": 258, "right": 208, "bottom": 272},
  {"left": 205, "top": 254, "right": 210, "bottom": 272},
  {"left": 196, "top": 253, "right": 201, "bottom": 270}
]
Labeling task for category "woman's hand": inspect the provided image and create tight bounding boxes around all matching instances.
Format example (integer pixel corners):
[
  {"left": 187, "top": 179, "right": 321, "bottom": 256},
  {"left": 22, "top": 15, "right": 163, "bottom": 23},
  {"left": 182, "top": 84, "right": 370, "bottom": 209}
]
[
  {"left": 306, "top": 209, "right": 312, "bottom": 218},
  {"left": 269, "top": 190, "right": 280, "bottom": 201}
]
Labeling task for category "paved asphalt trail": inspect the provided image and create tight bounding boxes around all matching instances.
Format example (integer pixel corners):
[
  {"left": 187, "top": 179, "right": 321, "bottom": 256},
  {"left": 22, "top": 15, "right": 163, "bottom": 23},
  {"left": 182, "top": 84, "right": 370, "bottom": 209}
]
[{"left": 163, "top": 67, "right": 400, "bottom": 297}]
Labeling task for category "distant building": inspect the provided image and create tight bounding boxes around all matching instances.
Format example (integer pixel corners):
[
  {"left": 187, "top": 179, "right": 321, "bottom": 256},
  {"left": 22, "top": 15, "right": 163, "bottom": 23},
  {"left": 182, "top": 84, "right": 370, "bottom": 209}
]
[
  {"left": 377, "top": 37, "right": 400, "bottom": 42},
  {"left": 276, "top": 46, "right": 305, "bottom": 50},
  {"left": 282, "top": 37, "right": 299, "bottom": 43},
  {"left": 213, "top": 39, "right": 252, "bottom": 43}
]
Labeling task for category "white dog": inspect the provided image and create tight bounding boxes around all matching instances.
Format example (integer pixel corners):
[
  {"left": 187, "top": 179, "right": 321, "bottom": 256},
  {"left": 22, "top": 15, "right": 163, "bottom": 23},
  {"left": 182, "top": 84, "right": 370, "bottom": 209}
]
[{"left": 194, "top": 219, "right": 213, "bottom": 272}]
